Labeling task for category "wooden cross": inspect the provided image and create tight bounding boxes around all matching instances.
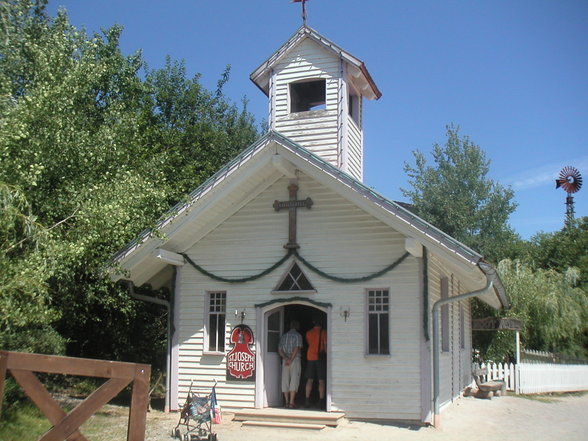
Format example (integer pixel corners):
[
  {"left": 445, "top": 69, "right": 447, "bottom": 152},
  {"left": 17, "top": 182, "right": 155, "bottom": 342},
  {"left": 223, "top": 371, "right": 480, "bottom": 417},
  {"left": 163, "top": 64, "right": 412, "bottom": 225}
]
[{"left": 273, "top": 182, "right": 313, "bottom": 249}]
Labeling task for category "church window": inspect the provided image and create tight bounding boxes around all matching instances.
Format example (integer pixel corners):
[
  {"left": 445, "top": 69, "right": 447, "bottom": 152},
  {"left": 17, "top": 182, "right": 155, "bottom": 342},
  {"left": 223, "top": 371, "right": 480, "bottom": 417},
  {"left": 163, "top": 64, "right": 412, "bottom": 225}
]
[
  {"left": 348, "top": 90, "right": 360, "bottom": 124},
  {"left": 205, "top": 291, "right": 226, "bottom": 353},
  {"left": 290, "top": 79, "right": 326, "bottom": 112},
  {"left": 275, "top": 262, "right": 315, "bottom": 292},
  {"left": 367, "top": 289, "right": 390, "bottom": 355}
]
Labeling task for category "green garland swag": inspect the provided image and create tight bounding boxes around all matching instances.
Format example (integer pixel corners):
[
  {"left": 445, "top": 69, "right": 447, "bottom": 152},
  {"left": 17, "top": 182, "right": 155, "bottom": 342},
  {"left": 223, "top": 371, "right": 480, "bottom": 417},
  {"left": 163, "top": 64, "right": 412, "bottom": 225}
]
[
  {"left": 180, "top": 249, "right": 410, "bottom": 284},
  {"left": 181, "top": 250, "right": 294, "bottom": 283}
]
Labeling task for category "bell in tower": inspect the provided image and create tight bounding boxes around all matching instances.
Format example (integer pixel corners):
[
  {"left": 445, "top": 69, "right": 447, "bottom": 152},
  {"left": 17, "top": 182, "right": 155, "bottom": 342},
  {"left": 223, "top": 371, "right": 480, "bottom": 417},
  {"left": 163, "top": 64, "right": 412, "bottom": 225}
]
[{"left": 250, "top": 26, "right": 381, "bottom": 182}]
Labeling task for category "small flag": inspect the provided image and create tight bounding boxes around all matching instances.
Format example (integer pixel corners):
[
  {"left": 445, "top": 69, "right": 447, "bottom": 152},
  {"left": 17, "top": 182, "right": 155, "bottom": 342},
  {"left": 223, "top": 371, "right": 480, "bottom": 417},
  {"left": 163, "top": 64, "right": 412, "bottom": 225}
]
[{"left": 210, "top": 386, "right": 222, "bottom": 424}]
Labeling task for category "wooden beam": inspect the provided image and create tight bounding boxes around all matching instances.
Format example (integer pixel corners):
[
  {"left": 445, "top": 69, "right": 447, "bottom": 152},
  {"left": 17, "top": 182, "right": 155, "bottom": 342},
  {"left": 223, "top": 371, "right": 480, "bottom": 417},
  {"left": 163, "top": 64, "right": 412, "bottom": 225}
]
[
  {"left": 153, "top": 248, "right": 185, "bottom": 266},
  {"left": 405, "top": 237, "right": 423, "bottom": 258},
  {"left": 1, "top": 351, "right": 151, "bottom": 441},
  {"left": 10, "top": 369, "right": 88, "bottom": 441},
  {"left": 39, "top": 377, "right": 130, "bottom": 441},
  {"left": 6, "top": 352, "right": 147, "bottom": 379}
]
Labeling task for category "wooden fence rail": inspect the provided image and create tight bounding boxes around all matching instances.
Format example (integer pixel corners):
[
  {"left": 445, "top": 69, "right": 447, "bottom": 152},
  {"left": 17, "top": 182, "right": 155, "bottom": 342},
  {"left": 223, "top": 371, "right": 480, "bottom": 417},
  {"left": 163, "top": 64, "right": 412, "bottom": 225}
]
[{"left": 0, "top": 350, "right": 151, "bottom": 441}]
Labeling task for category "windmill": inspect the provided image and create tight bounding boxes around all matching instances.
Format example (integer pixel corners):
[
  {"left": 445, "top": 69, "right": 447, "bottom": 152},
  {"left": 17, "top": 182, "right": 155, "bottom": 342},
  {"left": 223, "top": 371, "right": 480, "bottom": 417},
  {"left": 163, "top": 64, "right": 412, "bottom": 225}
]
[{"left": 555, "top": 166, "right": 582, "bottom": 227}]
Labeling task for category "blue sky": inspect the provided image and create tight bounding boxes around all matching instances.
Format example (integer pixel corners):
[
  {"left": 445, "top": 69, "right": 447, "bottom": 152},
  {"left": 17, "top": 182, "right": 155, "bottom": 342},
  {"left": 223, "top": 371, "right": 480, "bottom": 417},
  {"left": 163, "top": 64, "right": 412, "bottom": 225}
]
[{"left": 46, "top": 0, "right": 587, "bottom": 240}]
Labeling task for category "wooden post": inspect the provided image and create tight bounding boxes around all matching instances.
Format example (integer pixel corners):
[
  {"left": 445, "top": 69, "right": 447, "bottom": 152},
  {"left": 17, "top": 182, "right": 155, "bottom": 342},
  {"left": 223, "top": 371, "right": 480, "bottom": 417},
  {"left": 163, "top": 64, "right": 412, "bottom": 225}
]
[
  {"left": 0, "top": 351, "right": 7, "bottom": 416},
  {"left": 128, "top": 364, "right": 151, "bottom": 441},
  {"left": 515, "top": 331, "right": 521, "bottom": 365}
]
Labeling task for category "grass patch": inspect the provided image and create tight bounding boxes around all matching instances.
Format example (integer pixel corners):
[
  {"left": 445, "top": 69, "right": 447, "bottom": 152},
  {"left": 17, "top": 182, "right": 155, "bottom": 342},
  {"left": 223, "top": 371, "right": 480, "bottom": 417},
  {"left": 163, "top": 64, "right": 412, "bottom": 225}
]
[
  {"left": 0, "top": 401, "right": 131, "bottom": 441},
  {"left": 0, "top": 403, "right": 51, "bottom": 441}
]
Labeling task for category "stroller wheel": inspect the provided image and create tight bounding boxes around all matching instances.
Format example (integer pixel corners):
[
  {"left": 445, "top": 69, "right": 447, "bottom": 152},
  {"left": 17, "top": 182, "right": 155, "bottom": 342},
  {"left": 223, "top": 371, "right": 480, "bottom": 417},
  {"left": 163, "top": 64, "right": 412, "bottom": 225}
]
[{"left": 207, "top": 434, "right": 217, "bottom": 441}]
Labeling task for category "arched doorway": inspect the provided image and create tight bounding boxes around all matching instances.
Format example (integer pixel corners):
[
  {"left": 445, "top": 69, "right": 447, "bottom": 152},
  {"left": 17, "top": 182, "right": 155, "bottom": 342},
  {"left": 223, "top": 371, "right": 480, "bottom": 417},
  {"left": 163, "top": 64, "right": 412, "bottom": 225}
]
[{"left": 259, "top": 301, "right": 328, "bottom": 409}]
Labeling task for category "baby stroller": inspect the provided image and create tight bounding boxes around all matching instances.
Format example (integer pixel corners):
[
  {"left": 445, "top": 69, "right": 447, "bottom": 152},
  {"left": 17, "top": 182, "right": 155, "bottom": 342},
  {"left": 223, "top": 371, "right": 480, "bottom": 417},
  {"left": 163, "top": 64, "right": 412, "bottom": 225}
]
[{"left": 173, "top": 381, "right": 218, "bottom": 441}]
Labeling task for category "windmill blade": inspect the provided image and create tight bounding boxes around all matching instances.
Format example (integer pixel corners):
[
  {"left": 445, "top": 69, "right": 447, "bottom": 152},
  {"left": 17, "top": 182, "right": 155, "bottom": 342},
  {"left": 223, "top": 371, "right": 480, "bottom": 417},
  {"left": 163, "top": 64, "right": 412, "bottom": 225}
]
[{"left": 557, "top": 166, "right": 583, "bottom": 194}]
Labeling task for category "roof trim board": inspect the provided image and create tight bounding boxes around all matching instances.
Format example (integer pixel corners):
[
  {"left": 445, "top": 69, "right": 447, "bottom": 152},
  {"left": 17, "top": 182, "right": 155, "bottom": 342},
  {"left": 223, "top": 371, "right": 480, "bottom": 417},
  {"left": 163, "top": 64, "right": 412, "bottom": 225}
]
[
  {"left": 111, "top": 131, "right": 507, "bottom": 308},
  {"left": 250, "top": 25, "right": 382, "bottom": 100}
]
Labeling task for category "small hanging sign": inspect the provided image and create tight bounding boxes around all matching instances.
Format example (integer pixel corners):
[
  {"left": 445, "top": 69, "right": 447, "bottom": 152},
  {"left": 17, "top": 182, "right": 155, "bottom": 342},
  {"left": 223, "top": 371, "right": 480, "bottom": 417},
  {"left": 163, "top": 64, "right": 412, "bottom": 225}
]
[
  {"left": 472, "top": 317, "right": 523, "bottom": 331},
  {"left": 226, "top": 324, "right": 256, "bottom": 381}
]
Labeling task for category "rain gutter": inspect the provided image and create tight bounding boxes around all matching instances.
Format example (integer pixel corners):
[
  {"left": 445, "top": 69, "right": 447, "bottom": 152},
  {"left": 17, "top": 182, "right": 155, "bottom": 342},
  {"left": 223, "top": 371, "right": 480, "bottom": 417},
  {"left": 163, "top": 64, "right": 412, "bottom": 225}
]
[
  {"left": 432, "top": 273, "right": 494, "bottom": 426},
  {"left": 126, "top": 276, "right": 174, "bottom": 412}
]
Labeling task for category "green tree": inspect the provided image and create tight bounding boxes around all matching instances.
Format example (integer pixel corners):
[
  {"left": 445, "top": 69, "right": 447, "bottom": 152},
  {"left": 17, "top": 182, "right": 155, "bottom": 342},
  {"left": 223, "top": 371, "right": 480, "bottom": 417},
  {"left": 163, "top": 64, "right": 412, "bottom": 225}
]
[
  {"left": 0, "top": 183, "right": 64, "bottom": 354},
  {"left": 402, "top": 125, "right": 518, "bottom": 262},
  {"left": 0, "top": 0, "right": 258, "bottom": 366},
  {"left": 526, "top": 217, "right": 588, "bottom": 289},
  {"left": 141, "top": 58, "right": 258, "bottom": 203},
  {"left": 475, "top": 259, "right": 588, "bottom": 361}
]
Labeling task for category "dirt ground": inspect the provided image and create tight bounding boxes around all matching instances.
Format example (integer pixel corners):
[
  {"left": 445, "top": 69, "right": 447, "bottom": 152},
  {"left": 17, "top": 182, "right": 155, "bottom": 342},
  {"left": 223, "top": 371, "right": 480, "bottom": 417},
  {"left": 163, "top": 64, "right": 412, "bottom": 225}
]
[{"left": 145, "top": 392, "right": 588, "bottom": 441}]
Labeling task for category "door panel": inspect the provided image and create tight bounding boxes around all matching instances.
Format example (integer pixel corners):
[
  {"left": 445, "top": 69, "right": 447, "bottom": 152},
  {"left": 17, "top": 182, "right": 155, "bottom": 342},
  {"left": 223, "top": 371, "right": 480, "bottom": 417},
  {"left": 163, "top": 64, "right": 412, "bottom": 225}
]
[{"left": 264, "top": 308, "right": 284, "bottom": 407}]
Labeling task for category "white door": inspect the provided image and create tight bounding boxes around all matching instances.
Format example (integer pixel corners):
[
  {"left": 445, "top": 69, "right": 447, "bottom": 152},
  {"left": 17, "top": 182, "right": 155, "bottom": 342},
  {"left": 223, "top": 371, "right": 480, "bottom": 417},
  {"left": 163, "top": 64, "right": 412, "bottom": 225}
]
[{"left": 264, "top": 308, "right": 284, "bottom": 407}]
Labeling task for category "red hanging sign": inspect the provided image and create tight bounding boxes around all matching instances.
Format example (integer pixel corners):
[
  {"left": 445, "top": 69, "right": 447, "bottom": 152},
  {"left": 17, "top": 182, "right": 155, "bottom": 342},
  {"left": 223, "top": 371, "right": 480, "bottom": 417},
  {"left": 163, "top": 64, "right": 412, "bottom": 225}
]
[{"left": 226, "top": 324, "right": 256, "bottom": 381}]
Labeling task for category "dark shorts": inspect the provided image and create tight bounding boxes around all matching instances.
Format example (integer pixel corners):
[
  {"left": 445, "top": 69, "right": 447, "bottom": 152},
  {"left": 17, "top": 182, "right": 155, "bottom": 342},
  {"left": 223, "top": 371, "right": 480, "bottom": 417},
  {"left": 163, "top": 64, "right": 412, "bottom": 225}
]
[{"left": 305, "top": 359, "right": 326, "bottom": 380}]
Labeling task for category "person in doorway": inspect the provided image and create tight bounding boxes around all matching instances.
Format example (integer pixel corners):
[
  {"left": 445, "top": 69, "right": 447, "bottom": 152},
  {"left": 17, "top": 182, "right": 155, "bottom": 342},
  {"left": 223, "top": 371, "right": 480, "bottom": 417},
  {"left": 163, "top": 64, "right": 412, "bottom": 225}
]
[
  {"left": 304, "top": 316, "right": 327, "bottom": 408},
  {"left": 278, "top": 320, "right": 303, "bottom": 408}
]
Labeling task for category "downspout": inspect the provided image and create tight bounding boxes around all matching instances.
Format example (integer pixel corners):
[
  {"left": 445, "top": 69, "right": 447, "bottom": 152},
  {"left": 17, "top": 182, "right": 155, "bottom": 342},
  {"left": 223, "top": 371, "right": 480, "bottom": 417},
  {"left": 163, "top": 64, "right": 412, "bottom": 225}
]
[
  {"left": 432, "top": 275, "right": 493, "bottom": 426},
  {"left": 126, "top": 275, "right": 174, "bottom": 412}
]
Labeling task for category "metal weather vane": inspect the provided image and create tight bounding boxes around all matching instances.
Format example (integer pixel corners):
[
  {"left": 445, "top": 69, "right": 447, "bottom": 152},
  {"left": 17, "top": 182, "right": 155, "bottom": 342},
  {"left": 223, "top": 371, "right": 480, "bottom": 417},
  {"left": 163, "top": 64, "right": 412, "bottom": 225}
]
[{"left": 292, "top": 0, "right": 309, "bottom": 25}]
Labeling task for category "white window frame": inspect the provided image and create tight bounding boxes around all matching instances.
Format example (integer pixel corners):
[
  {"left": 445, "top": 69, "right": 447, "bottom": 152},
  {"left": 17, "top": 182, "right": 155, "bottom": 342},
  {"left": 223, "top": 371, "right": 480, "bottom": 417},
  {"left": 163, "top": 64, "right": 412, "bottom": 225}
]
[
  {"left": 204, "top": 291, "right": 226, "bottom": 355},
  {"left": 365, "top": 288, "right": 391, "bottom": 356}
]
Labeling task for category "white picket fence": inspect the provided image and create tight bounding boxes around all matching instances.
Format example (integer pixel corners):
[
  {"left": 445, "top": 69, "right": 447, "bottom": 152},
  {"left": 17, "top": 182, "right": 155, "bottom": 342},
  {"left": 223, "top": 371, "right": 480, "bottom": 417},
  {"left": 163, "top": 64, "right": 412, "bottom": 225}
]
[
  {"left": 478, "top": 362, "right": 516, "bottom": 391},
  {"left": 477, "top": 362, "right": 588, "bottom": 394},
  {"left": 516, "top": 363, "right": 588, "bottom": 394}
]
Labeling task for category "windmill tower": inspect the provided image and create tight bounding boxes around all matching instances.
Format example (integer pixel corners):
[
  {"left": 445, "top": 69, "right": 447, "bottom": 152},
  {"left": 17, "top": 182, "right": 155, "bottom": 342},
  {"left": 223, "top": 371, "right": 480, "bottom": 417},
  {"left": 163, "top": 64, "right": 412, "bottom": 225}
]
[{"left": 555, "top": 166, "right": 583, "bottom": 227}]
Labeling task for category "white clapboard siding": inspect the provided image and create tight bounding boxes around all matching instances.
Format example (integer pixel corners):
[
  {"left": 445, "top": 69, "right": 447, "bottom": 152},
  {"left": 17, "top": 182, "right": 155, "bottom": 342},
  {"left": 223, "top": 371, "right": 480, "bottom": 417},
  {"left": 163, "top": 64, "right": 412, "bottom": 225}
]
[
  {"left": 346, "top": 115, "right": 363, "bottom": 180},
  {"left": 427, "top": 254, "right": 473, "bottom": 409},
  {"left": 176, "top": 172, "right": 424, "bottom": 420}
]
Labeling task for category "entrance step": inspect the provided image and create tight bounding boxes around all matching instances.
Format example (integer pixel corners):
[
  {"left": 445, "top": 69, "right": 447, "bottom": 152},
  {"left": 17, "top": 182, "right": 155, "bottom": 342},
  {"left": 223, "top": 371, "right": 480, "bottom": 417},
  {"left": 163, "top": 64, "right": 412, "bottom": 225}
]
[
  {"left": 241, "top": 420, "right": 326, "bottom": 430},
  {"left": 233, "top": 408, "right": 345, "bottom": 429}
]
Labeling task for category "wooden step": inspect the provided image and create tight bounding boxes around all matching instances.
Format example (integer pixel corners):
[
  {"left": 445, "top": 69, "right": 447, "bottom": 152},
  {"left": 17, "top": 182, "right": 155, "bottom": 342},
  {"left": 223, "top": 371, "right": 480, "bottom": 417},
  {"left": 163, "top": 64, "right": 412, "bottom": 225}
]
[
  {"left": 233, "top": 408, "right": 345, "bottom": 427},
  {"left": 241, "top": 420, "right": 326, "bottom": 430}
]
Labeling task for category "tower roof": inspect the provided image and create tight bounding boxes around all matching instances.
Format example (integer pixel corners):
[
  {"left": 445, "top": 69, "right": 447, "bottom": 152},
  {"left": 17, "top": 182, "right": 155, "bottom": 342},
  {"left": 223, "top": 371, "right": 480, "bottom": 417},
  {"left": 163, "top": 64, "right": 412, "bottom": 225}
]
[{"left": 250, "top": 25, "right": 382, "bottom": 101}]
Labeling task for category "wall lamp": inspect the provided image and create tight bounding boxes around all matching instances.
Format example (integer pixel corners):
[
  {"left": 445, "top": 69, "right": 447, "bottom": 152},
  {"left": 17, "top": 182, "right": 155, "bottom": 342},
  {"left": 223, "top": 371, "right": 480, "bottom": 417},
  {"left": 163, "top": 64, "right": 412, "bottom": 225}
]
[{"left": 235, "top": 309, "right": 247, "bottom": 324}]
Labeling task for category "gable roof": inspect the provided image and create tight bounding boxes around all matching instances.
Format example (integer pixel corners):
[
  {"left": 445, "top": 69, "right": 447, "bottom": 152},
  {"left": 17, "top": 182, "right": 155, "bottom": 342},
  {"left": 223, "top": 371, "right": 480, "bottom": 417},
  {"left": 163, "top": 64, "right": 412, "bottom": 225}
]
[
  {"left": 250, "top": 25, "right": 382, "bottom": 100},
  {"left": 110, "top": 131, "right": 507, "bottom": 309}
]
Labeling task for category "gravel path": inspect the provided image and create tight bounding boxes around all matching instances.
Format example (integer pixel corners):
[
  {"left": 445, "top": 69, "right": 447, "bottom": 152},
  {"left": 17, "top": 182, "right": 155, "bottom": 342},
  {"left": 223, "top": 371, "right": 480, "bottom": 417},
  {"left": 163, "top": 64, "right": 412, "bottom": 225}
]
[{"left": 145, "top": 393, "right": 588, "bottom": 441}]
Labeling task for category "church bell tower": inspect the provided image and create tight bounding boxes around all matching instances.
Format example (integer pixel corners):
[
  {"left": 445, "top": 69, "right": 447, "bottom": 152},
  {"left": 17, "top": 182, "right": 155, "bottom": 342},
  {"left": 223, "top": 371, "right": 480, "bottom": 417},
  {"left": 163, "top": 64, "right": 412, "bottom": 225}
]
[{"left": 250, "top": 26, "right": 381, "bottom": 182}]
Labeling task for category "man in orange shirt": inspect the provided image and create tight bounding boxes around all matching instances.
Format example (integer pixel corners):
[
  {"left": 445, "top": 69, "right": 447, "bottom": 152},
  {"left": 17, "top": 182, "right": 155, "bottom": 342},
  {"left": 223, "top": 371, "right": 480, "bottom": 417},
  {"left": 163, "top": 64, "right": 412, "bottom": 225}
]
[{"left": 304, "top": 316, "right": 327, "bottom": 408}]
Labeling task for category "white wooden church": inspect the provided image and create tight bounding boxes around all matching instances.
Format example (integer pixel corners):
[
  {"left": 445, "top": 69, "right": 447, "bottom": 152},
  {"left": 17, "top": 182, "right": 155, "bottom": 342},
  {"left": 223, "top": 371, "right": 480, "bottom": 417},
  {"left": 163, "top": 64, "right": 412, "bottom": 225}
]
[{"left": 112, "top": 25, "right": 508, "bottom": 424}]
